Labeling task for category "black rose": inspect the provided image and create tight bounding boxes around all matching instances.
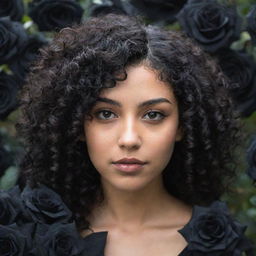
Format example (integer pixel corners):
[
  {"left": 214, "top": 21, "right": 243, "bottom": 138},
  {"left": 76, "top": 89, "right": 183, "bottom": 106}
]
[
  {"left": 130, "top": 0, "right": 187, "bottom": 25},
  {"left": 9, "top": 35, "right": 47, "bottom": 81},
  {"left": 35, "top": 222, "right": 85, "bottom": 256},
  {"left": 89, "top": 0, "right": 135, "bottom": 17},
  {"left": 28, "top": 0, "right": 84, "bottom": 32},
  {"left": 21, "top": 184, "right": 72, "bottom": 224},
  {"left": 0, "top": 0, "right": 24, "bottom": 21},
  {"left": 247, "top": 5, "right": 256, "bottom": 45},
  {"left": 0, "top": 72, "right": 19, "bottom": 120},
  {"left": 0, "top": 223, "right": 33, "bottom": 256},
  {"left": 247, "top": 136, "right": 256, "bottom": 182},
  {"left": 217, "top": 49, "right": 256, "bottom": 117},
  {"left": 0, "top": 17, "right": 28, "bottom": 64},
  {"left": 177, "top": 0, "right": 242, "bottom": 53},
  {"left": 179, "top": 201, "right": 249, "bottom": 255},
  {"left": 0, "top": 186, "right": 21, "bottom": 225}
]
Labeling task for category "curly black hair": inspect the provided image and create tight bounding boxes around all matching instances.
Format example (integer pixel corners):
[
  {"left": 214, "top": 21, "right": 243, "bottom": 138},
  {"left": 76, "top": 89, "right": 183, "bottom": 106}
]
[{"left": 16, "top": 14, "right": 241, "bottom": 230}]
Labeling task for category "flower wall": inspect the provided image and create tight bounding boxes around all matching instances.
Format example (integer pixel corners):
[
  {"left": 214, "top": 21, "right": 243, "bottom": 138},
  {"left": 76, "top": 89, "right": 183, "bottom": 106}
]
[{"left": 0, "top": 0, "right": 255, "bottom": 241}]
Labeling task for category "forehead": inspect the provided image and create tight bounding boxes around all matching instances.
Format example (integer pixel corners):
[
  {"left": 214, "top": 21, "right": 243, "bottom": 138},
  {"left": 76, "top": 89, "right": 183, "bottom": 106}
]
[{"left": 99, "top": 65, "right": 176, "bottom": 103}]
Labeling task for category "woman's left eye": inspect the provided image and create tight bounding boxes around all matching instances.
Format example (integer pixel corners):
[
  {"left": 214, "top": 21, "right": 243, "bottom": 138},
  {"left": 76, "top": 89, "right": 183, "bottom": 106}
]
[{"left": 143, "top": 111, "right": 166, "bottom": 121}]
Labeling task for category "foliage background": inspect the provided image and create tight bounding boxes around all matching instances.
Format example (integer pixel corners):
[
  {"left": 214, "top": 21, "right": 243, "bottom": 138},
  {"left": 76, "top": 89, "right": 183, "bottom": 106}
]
[{"left": 0, "top": 0, "right": 255, "bottom": 242}]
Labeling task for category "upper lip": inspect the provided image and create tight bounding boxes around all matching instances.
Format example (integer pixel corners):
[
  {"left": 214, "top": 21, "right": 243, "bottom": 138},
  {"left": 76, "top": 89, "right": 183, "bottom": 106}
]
[{"left": 113, "top": 158, "right": 146, "bottom": 164}]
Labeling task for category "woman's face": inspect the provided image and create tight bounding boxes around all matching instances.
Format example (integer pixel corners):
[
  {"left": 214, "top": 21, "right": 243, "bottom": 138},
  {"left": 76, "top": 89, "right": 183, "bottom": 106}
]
[{"left": 83, "top": 65, "right": 182, "bottom": 192}]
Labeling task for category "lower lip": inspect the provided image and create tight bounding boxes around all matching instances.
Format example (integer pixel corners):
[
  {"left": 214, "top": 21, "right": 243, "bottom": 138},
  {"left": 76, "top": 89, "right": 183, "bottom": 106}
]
[{"left": 113, "top": 163, "right": 145, "bottom": 173}]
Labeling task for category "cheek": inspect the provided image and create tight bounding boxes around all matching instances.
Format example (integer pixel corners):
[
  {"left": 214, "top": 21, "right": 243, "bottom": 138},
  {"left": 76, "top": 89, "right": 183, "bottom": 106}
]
[
  {"left": 148, "top": 124, "right": 178, "bottom": 163},
  {"left": 84, "top": 125, "right": 113, "bottom": 159},
  {"left": 153, "top": 136, "right": 175, "bottom": 161},
  {"left": 152, "top": 121, "right": 178, "bottom": 146}
]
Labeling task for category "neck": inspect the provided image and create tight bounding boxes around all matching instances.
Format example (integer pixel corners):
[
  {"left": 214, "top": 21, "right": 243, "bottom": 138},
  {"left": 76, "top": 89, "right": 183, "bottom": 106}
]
[{"left": 91, "top": 176, "right": 187, "bottom": 231}]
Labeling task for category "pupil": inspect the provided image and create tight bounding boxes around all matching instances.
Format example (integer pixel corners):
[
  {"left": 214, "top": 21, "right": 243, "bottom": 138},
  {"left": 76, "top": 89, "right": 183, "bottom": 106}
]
[
  {"left": 103, "top": 111, "right": 111, "bottom": 118},
  {"left": 149, "top": 112, "right": 156, "bottom": 118}
]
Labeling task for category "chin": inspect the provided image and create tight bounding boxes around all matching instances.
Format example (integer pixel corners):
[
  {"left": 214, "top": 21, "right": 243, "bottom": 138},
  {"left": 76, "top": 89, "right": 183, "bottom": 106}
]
[{"left": 109, "top": 179, "right": 154, "bottom": 193}]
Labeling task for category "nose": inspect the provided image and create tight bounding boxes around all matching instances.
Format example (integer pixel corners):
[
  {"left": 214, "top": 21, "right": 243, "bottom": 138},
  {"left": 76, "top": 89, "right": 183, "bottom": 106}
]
[{"left": 117, "top": 116, "right": 142, "bottom": 150}]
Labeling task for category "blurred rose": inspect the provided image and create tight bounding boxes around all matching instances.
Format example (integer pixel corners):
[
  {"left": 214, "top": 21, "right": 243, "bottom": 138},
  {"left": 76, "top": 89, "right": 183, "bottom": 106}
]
[
  {"left": 21, "top": 184, "right": 72, "bottom": 224},
  {"left": 247, "top": 5, "right": 256, "bottom": 45},
  {"left": 247, "top": 136, "right": 256, "bottom": 182},
  {"left": 35, "top": 223, "right": 85, "bottom": 256},
  {"left": 10, "top": 35, "right": 47, "bottom": 81},
  {"left": 0, "top": 186, "right": 21, "bottom": 225},
  {"left": 0, "top": 223, "right": 33, "bottom": 256},
  {"left": 177, "top": 0, "right": 241, "bottom": 53},
  {"left": 0, "top": 17, "right": 28, "bottom": 64},
  {"left": 28, "top": 0, "right": 84, "bottom": 32},
  {"left": 0, "top": 0, "right": 24, "bottom": 21},
  {"left": 0, "top": 72, "right": 19, "bottom": 120},
  {"left": 89, "top": 0, "right": 135, "bottom": 17},
  {"left": 217, "top": 49, "right": 256, "bottom": 117},
  {"left": 130, "top": 0, "right": 187, "bottom": 25}
]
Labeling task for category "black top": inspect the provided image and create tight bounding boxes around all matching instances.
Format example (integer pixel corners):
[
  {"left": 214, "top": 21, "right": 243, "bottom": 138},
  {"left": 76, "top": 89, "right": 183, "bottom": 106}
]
[{"left": 82, "top": 201, "right": 255, "bottom": 256}]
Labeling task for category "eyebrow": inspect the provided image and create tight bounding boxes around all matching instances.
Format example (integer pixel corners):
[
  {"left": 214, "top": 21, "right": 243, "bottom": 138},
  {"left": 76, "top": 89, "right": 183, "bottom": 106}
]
[{"left": 96, "top": 97, "right": 172, "bottom": 107}]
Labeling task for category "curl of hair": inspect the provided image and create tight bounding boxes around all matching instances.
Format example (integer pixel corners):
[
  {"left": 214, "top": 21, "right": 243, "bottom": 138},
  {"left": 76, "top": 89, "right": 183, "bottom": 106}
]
[{"left": 16, "top": 14, "right": 241, "bottom": 231}]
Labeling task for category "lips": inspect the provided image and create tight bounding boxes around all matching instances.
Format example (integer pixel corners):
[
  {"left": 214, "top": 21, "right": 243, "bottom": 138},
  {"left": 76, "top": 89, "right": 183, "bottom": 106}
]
[
  {"left": 112, "top": 158, "right": 146, "bottom": 173},
  {"left": 113, "top": 158, "right": 146, "bottom": 165},
  {"left": 113, "top": 163, "right": 144, "bottom": 173}
]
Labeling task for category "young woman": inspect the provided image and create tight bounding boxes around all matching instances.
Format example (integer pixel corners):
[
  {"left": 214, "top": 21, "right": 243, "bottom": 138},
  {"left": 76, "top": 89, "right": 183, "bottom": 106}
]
[{"left": 17, "top": 14, "right": 254, "bottom": 255}]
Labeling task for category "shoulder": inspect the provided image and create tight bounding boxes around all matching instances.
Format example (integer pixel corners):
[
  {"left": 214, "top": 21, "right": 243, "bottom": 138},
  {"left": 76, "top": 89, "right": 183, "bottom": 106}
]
[{"left": 178, "top": 201, "right": 255, "bottom": 256}]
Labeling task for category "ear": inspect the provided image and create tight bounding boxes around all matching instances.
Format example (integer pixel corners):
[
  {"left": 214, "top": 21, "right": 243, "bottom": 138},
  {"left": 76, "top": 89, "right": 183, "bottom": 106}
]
[{"left": 175, "top": 126, "right": 183, "bottom": 142}]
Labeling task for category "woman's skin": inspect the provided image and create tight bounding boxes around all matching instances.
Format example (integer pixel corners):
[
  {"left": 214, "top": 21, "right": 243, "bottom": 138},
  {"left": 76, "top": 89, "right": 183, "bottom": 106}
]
[{"left": 82, "top": 64, "right": 192, "bottom": 256}]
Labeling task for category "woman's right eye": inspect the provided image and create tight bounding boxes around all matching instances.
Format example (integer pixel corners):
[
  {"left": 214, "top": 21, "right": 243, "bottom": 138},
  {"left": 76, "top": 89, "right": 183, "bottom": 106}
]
[{"left": 95, "top": 110, "right": 117, "bottom": 120}]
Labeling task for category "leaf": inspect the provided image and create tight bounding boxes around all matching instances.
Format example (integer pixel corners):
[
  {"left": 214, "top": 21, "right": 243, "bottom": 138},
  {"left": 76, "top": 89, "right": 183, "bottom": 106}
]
[
  {"left": 249, "top": 195, "right": 256, "bottom": 206},
  {"left": 246, "top": 208, "right": 256, "bottom": 218},
  {"left": 0, "top": 166, "right": 19, "bottom": 190},
  {"left": 22, "top": 15, "right": 32, "bottom": 23}
]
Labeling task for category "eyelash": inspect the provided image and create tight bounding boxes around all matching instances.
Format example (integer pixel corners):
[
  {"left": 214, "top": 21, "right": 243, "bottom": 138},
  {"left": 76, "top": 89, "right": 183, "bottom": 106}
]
[{"left": 94, "top": 109, "right": 166, "bottom": 121}]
